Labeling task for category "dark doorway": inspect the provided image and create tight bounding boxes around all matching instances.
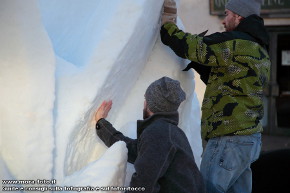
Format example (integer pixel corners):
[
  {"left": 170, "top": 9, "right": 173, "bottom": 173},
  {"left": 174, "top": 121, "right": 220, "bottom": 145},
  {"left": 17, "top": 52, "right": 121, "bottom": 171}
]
[
  {"left": 265, "top": 26, "right": 290, "bottom": 135},
  {"left": 276, "top": 34, "right": 290, "bottom": 128},
  {"left": 252, "top": 149, "right": 290, "bottom": 193}
]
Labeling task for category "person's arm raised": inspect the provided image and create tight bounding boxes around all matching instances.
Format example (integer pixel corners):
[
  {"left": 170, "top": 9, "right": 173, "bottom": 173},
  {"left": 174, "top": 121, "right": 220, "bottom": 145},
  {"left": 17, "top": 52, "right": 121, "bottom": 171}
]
[
  {"left": 95, "top": 100, "right": 138, "bottom": 163},
  {"left": 161, "top": 0, "right": 177, "bottom": 25}
]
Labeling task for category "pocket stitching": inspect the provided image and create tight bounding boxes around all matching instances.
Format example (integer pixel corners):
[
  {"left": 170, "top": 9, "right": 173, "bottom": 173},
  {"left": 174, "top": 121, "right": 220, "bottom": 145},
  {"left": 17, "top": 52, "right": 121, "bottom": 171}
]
[{"left": 219, "top": 140, "right": 254, "bottom": 171}]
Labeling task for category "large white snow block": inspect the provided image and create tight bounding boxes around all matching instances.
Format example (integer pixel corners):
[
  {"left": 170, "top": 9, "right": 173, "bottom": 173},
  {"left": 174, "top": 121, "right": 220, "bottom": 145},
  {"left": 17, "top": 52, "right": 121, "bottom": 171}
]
[
  {"left": 38, "top": 0, "right": 165, "bottom": 181},
  {"left": 63, "top": 141, "right": 127, "bottom": 193},
  {"left": 0, "top": 0, "right": 55, "bottom": 180},
  {"left": 0, "top": 0, "right": 202, "bottom": 191}
]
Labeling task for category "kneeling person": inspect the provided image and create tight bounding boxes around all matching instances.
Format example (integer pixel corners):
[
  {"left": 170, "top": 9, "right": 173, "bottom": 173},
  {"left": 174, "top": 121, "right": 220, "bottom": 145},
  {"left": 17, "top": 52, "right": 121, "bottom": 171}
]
[{"left": 95, "top": 76, "right": 205, "bottom": 193}]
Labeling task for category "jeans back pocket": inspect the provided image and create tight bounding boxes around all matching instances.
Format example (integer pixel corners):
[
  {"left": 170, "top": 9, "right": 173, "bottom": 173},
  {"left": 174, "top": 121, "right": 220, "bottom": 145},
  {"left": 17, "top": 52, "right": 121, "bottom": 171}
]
[{"left": 219, "top": 139, "right": 254, "bottom": 171}]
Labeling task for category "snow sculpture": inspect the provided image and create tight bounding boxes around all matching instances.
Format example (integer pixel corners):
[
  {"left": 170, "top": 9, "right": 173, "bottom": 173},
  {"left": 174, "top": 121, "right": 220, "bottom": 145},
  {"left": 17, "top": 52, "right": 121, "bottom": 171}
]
[
  {"left": 0, "top": 0, "right": 202, "bottom": 191},
  {"left": 0, "top": 0, "right": 55, "bottom": 181}
]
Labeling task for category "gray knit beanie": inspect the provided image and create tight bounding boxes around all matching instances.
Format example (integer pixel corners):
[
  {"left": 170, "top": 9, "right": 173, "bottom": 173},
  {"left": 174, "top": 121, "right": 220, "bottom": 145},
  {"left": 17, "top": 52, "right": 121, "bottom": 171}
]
[
  {"left": 225, "top": 0, "right": 262, "bottom": 18},
  {"left": 145, "top": 77, "right": 186, "bottom": 113}
]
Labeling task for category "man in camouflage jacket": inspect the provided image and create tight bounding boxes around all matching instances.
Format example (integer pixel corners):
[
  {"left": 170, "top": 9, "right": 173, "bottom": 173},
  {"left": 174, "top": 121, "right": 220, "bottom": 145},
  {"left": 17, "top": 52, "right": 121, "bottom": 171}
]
[{"left": 160, "top": 0, "right": 270, "bottom": 192}]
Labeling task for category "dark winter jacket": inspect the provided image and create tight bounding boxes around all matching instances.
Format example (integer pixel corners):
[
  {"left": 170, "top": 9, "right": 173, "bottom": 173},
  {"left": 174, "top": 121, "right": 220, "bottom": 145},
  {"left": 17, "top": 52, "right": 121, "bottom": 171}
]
[
  {"left": 160, "top": 15, "right": 271, "bottom": 140},
  {"left": 96, "top": 111, "right": 205, "bottom": 193}
]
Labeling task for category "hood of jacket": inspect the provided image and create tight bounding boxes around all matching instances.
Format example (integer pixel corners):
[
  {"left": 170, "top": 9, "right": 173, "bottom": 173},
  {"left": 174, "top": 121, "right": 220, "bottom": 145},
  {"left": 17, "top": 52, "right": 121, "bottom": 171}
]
[
  {"left": 235, "top": 14, "right": 269, "bottom": 47},
  {"left": 136, "top": 111, "right": 179, "bottom": 138}
]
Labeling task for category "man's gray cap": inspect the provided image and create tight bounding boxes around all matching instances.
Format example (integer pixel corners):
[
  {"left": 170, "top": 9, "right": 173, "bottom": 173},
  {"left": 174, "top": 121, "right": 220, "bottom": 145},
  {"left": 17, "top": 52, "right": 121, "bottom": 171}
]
[
  {"left": 145, "top": 76, "right": 186, "bottom": 113},
  {"left": 225, "top": 0, "right": 262, "bottom": 18}
]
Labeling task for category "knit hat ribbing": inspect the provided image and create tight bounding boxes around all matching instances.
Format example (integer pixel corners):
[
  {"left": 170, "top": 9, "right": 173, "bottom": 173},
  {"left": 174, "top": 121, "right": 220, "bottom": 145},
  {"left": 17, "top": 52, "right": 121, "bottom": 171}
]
[
  {"left": 225, "top": 0, "right": 262, "bottom": 18},
  {"left": 145, "top": 77, "right": 186, "bottom": 113}
]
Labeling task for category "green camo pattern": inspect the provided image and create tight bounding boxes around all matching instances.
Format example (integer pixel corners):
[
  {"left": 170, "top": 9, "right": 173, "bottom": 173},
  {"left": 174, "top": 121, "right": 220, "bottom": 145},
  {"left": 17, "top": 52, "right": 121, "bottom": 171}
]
[{"left": 163, "top": 23, "right": 271, "bottom": 140}]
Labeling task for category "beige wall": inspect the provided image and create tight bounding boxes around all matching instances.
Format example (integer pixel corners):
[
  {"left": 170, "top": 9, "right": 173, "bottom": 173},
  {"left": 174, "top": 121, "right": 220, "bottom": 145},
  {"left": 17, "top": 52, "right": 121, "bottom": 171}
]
[{"left": 264, "top": 18, "right": 290, "bottom": 26}]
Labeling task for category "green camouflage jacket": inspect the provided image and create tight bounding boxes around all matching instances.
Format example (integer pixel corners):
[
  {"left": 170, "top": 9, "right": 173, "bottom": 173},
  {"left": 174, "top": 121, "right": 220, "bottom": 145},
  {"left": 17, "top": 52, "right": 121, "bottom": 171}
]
[{"left": 160, "top": 15, "right": 271, "bottom": 140}]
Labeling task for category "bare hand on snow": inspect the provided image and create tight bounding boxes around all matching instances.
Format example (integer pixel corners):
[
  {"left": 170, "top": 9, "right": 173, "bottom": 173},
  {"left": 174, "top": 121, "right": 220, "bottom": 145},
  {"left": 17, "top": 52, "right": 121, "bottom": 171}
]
[{"left": 95, "top": 100, "right": 112, "bottom": 122}]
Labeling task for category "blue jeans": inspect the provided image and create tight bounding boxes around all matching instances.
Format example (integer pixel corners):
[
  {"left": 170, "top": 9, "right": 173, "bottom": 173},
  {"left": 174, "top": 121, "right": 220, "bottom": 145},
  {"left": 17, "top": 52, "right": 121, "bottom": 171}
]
[{"left": 200, "top": 133, "right": 262, "bottom": 193}]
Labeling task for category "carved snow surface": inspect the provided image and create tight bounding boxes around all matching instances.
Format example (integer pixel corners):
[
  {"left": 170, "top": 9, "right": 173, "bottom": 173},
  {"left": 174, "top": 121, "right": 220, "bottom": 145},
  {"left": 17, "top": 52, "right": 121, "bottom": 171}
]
[{"left": 0, "top": 0, "right": 202, "bottom": 191}]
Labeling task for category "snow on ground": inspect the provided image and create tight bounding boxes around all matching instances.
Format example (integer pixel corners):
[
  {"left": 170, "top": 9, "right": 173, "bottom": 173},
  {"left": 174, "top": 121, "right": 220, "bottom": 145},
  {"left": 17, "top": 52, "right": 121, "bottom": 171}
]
[{"left": 0, "top": 0, "right": 202, "bottom": 192}]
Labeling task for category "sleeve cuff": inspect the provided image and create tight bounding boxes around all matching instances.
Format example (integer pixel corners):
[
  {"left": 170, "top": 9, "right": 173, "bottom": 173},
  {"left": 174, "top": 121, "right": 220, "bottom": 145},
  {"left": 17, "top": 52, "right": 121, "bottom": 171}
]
[{"left": 96, "top": 118, "right": 105, "bottom": 130}]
